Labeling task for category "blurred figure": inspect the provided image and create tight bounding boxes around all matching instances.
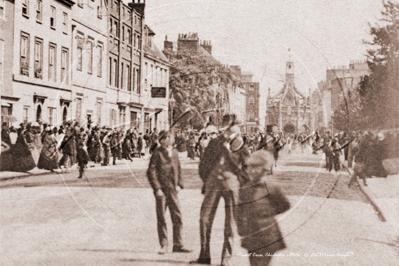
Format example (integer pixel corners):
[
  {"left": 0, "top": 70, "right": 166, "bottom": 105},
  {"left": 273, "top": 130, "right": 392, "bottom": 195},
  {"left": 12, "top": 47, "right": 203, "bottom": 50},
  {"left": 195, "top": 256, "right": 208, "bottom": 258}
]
[
  {"left": 237, "top": 150, "right": 290, "bottom": 266},
  {"left": 76, "top": 141, "right": 89, "bottom": 179}
]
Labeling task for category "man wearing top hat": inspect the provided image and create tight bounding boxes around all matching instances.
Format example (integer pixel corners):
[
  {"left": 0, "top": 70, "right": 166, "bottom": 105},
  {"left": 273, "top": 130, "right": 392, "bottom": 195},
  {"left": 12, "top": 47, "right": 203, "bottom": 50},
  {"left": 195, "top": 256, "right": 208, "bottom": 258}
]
[{"left": 191, "top": 114, "right": 250, "bottom": 266}]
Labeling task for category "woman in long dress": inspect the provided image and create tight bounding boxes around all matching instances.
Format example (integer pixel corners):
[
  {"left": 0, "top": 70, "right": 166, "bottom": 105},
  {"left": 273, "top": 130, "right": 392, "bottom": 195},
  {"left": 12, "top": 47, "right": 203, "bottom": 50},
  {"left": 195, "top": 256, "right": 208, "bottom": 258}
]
[
  {"left": 37, "top": 127, "right": 59, "bottom": 171},
  {"left": 11, "top": 127, "right": 36, "bottom": 172},
  {"left": 30, "top": 122, "right": 42, "bottom": 165}
]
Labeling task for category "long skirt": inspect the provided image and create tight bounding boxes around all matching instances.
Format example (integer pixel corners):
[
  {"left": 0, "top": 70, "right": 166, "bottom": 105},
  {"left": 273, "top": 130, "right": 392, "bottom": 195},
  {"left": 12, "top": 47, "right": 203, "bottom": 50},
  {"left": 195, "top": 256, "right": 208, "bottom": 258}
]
[
  {"left": 11, "top": 143, "right": 36, "bottom": 172},
  {"left": 0, "top": 150, "right": 14, "bottom": 171},
  {"left": 37, "top": 151, "right": 59, "bottom": 170},
  {"left": 187, "top": 145, "right": 195, "bottom": 159}
]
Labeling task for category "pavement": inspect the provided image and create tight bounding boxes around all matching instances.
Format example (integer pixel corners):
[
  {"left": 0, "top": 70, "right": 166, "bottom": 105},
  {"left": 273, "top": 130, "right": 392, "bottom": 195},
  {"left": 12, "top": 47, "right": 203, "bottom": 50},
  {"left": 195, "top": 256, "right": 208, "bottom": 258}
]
[
  {"left": 339, "top": 159, "right": 399, "bottom": 231},
  {"left": 1, "top": 149, "right": 398, "bottom": 265}
]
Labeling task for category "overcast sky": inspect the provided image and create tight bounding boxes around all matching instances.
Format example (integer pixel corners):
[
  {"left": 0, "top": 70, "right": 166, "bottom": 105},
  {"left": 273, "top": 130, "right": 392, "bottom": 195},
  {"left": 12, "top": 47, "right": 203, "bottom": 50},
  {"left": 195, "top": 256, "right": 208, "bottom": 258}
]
[{"left": 133, "top": 0, "right": 386, "bottom": 108}]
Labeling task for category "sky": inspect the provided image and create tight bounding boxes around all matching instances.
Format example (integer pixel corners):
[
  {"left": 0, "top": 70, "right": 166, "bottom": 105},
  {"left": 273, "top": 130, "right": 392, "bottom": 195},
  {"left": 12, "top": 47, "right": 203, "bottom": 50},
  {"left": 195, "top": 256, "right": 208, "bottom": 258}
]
[{"left": 130, "top": 0, "right": 386, "bottom": 117}]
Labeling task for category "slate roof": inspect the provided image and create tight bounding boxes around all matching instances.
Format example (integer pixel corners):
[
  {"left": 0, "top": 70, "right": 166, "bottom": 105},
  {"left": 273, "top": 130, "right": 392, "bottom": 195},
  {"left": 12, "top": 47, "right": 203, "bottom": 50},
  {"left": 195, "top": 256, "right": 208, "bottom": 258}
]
[{"left": 144, "top": 43, "right": 169, "bottom": 64}]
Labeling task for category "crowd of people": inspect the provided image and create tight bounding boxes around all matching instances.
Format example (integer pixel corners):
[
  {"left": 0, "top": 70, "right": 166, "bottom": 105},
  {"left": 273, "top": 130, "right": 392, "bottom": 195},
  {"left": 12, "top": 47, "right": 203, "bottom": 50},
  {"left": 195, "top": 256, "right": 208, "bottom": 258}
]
[
  {"left": 311, "top": 129, "right": 397, "bottom": 186},
  {"left": 0, "top": 121, "right": 164, "bottom": 177},
  {"left": 2, "top": 116, "right": 397, "bottom": 266},
  {"left": 146, "top": 114, "right": 291, "bottom": 266}
]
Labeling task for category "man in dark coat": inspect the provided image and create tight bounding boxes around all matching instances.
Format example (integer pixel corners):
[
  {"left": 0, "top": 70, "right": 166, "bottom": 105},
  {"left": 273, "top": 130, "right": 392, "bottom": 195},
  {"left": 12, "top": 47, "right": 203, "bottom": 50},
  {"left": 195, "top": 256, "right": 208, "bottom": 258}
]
[
  {"left": 110, "top": 131, "right": 119, "bottom": 165},
  {"left": 101, "top": 130, "right": 111, "bottom": 166},
  {"left": 59, "top": 125, "right": 76, "bottom": 169},
  {"left": 147, "top": 130, "right": 192, "bottom": 255},
  {"left": 191, "top": 115, "right": 250, "bottom": 266},
  {"left": 91, "top": 127, "right": 102, "bottom": 163}
]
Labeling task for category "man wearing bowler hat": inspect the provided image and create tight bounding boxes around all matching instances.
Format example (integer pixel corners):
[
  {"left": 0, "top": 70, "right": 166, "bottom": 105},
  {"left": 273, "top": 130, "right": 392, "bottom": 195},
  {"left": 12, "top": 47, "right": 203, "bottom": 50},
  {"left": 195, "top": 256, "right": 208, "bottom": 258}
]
[
  {"left": 191, "top": 114, "right": 250, "bottom": 266},
  {"left": 147, "top": 130, "right": 192, "bottom": 255}
]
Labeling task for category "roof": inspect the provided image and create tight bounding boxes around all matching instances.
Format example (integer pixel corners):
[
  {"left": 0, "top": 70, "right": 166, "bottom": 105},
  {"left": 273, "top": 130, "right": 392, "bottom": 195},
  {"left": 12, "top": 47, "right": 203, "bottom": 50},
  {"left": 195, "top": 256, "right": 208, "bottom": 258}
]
[
  {"left": 145, "top": 25, "right": 155, "bottom": 36},
  {"left": 144, "top": 43, "right": 169, "bottom": 64},
  {"left": 197, "top": 46, "right": 212, "bottom": 57}
]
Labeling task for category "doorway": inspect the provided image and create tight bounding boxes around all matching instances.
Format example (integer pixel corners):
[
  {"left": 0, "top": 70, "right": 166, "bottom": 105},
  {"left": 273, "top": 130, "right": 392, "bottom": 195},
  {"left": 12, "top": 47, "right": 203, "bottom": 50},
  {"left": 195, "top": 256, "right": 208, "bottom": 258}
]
[{"left": 36, "top": 105, "right": 42, "bottom": 122}]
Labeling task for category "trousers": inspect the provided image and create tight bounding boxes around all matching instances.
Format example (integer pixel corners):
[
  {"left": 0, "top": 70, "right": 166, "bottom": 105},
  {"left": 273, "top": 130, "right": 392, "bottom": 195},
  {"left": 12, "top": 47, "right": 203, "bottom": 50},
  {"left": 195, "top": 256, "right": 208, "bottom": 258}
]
[
  {"left": 155, "top": 190, "right": 183, "bottom": 248},
  {"left": 199, "top": 175, "right": 239, "bottom": 265}
]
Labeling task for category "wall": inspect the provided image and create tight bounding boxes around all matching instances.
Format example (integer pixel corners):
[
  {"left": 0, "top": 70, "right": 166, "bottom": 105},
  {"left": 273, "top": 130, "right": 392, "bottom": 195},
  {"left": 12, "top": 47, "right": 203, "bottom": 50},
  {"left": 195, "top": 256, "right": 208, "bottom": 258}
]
[
  {"left": 12, "top": 0, "right": 74, "bottom": 126},
  {"left": 72, "top": 0, "right": 108, "bottom": 127}
]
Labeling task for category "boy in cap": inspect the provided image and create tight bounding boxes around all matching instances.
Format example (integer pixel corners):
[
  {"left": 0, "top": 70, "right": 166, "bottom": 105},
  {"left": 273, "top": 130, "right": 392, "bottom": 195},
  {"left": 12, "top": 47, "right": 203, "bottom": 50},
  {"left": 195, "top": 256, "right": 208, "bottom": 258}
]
[{"left": 237, "top": 150, "right": 290, "bottom": 266}]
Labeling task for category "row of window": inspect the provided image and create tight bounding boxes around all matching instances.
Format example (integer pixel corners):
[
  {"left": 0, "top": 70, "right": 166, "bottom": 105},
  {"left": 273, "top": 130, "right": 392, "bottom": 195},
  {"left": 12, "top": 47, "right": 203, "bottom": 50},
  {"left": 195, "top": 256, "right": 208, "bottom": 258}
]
[
  {"left": 22, "top": 0, "right": 68, "bottom": 33},
  {"left": 108, "top": 109, "right": 154, "bottom": 130},
  {"left": 24, "top": 105, "right": 60, "bottom": 126},
  {"left": 108, "top": 57, "right": 140, "bottom": 93},
  {"left": 76, "top": 35, "right": 103, "bottom": 77},
  {"left": 144, "top": 62, "right": 169, "bottom": 89},
  {"left": 109, "top": 17, "right": 141, "bottom": 49},
  {"left": 20, "top": 32, "right": 69, "bottom": 83}
]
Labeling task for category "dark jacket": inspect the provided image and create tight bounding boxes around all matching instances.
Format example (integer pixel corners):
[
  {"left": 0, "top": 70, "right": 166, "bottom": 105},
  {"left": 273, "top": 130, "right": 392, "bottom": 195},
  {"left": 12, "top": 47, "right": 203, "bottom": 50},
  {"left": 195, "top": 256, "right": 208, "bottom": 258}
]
[
  {"left": 199, "top": 136, "right": 249, "bottom": 185},
  {"left": 76, "top": 146, "right": 89, "bottom": 165},
  {"left": 237, "top": 176, "right": 289, "bottom": 253},
  {"left": 147, "top": 146, "right": 183, "bottom": 193}
]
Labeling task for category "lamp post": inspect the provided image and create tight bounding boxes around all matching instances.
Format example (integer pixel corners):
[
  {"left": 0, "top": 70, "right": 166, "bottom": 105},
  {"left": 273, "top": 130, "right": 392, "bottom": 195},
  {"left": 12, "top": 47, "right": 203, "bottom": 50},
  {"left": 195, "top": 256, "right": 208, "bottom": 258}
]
[{"left": 169, "top": 93, "right": 176, "bottom": 129}]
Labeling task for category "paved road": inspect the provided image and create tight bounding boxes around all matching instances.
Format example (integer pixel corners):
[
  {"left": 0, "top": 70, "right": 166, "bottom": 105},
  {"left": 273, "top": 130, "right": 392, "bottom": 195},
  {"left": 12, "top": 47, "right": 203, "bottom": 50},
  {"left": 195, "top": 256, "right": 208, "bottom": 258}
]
[{"left": 1, "top": 149, "right": 398, "bottom": 265}]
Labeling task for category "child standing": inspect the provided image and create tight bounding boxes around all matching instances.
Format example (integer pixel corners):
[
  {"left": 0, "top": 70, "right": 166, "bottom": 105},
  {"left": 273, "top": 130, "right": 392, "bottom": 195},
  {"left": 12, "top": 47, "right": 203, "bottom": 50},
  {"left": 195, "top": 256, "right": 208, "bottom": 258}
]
[
  {"left": 76, "top": 142, "right": 89, "bottom": 179},
  {"left": 237, "top": 150, "right": 290, "bottom": 266}
]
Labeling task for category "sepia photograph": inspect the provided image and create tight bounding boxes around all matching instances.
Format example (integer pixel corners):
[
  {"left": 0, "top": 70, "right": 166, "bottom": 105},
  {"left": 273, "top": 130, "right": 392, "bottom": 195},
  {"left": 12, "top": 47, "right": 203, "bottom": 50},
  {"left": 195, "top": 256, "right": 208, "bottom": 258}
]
[{"left": 0, "top": 0, "right": 398, "bottom": 265}]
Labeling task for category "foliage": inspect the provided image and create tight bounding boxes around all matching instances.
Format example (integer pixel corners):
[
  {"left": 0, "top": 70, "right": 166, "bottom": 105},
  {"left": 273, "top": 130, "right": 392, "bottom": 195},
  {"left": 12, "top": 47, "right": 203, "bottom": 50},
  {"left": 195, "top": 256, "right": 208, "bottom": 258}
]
[
  {"left": 166, "top": 49, "right": 237, "bottom": 129},
  {"left": 332, "top": 90, "right": 369, "bottom": 132},
  {"left": 359, "top": 0, "right": 399, "bottom": 129},
  {"left": 333, "top": 0, "right": 399, "bottom": 131}
]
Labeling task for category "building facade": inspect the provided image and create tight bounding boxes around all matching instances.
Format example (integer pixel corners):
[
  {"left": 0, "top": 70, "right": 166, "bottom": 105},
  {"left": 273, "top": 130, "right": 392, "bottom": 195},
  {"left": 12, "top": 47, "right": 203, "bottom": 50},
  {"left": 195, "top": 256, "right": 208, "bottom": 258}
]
[
  {"left": 266, "top": 60, "right": 313, "bottom": 134},
  {"left": 106, "top": 0, "right": 145, "bottom": 130},
  {"left": 11, "top": 0, "right": 75, "bottom": 126},
  {"left": 142, "top": 24, "right": 170, "bottom": 132},
  {"left": 1, "top": 0, "right": 16, "bottom": 121},
  {"left": 311, "top": 60, "right": 370, "bottom": 134},
  {"left": 71, "top": 0, "right": 108, "bottom": 128},
  {"left": 242, "top": 72, "right": 260, "bottom": 133}
]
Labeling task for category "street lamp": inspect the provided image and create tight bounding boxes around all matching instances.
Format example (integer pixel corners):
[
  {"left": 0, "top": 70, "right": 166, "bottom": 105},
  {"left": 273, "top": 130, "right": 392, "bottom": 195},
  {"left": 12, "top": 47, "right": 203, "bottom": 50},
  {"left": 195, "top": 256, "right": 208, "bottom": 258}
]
[{"left": 169, "top": 93, "right": 176, "bottom": 128}]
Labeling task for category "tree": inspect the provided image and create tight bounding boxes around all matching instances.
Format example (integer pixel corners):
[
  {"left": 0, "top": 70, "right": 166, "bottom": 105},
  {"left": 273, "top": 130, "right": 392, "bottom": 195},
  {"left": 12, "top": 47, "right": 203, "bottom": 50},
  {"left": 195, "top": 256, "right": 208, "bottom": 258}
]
[
  {"left": 332, "top": 0, "right": 399, "bottom": 131},
  {"left": 165, "top": 49, "right": 237, "bottom": 129},
  {"left": 332, "top": 90, "right": 369, "bottom": 132},
  {"left": 359, "top": 0, "right": 399, "bottom": 129}
]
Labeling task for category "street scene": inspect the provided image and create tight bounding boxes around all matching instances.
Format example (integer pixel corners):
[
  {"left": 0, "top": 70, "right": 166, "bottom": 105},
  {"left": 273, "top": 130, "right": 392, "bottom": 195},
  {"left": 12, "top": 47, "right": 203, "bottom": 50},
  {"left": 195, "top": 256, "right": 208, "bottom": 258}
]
[
  {"left": 1, "top": 147, "right": 397, "bottom": 265},
  {"left": 1, "top": 0, "right": 399, "bottom": 265}
]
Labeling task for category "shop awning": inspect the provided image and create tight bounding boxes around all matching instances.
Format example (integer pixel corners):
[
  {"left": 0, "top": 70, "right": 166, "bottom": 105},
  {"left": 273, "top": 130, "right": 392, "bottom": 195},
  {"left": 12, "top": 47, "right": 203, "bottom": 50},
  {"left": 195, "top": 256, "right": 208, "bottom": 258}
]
[{"left": 155, "top": 108, "right": 164, "bottom": 114}]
